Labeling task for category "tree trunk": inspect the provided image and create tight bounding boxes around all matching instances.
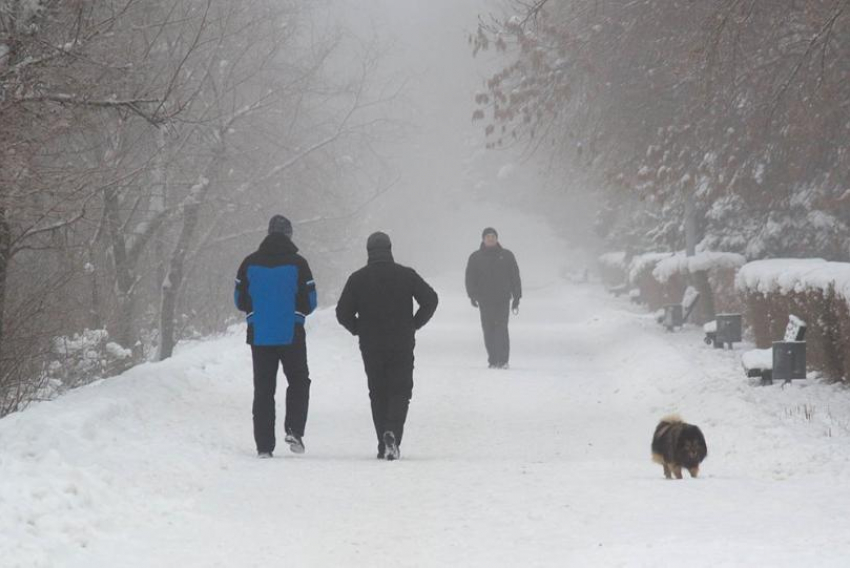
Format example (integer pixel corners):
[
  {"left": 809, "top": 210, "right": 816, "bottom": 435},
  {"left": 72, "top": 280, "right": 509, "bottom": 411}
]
[
  {"left": 684, "top": 190, "right": 697, "bottom": 257},
  {"left": 684, "top": 190, "right": 715, "bottom": 321},
  {"left": 152, "top": 127, "right": 169, "bottom": 292},
  {"left": 0, "top": 207, "right": 10, "bottom": 360},
  {"left": 104, "top": 187, "right": 137, "bottom": 349},
  {"left": 158, "top": 176, "right": 212, "bottom": 360},
  {"left": 692, "top": 270, "right": 716, "bottom": 323},
  {"left": 86, "top": 251, "right": 103, "bottom": 330}
]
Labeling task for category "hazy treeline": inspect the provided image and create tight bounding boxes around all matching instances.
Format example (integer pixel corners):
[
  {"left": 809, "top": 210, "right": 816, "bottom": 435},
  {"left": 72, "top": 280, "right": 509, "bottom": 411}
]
[
  {"left": 1, "top": 0, "right": 395, "bottom": 415},
  {"left": 473, "top": 0, "right": 850, "bottom": 259}
]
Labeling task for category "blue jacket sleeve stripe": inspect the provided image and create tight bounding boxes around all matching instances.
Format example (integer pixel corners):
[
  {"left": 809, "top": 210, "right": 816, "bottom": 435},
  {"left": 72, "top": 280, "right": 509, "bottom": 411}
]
[{"left": 309, "top": 286, "right": 317, "bottom": 313}]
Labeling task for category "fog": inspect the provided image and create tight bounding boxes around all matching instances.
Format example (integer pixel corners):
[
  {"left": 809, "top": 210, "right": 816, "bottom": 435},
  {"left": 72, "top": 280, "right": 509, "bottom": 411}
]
[
  {"left": 5, "top": 0, "right": 848, "bottom": 411},
  {"left": 329, "top": 0, "right": 596, "bottom": 281},
  {"left": 3, "top": 0, "right": 604, "bottom": 409}
]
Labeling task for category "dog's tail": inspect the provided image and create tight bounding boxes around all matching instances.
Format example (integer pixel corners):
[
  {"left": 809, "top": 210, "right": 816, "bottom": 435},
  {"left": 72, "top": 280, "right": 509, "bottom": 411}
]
[
  {"left": 658, "top": 413, "right": 683, "bottom": 425},
  {"left": 652, "top": 414, "right": 684, "bottom": 465}
]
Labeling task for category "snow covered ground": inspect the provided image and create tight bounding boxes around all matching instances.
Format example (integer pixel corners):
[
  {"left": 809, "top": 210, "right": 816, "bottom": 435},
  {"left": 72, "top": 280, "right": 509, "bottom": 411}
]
[{"left": 3, "top": 256, "right": 850, "bottom": 567}]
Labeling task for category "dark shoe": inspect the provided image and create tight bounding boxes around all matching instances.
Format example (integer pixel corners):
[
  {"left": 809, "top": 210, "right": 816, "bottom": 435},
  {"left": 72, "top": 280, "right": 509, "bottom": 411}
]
[
  {"left": 285, "top": 431, "right": 305, "bottom": 454},
  {"left": 257, "top": 451, "right": 273, "bottom": 459},
  {"left": 383, "top": 431, "right": 400, "bottom": 461},
  {"left": 377, "top": 443, "right": 385, "bottom": 459}
]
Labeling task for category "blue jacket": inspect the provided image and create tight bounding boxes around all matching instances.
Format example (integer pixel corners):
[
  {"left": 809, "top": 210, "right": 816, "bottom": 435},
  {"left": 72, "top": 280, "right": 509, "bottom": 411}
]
[{"left": 234, "top": 233, "right": 317, "bottom": 346}]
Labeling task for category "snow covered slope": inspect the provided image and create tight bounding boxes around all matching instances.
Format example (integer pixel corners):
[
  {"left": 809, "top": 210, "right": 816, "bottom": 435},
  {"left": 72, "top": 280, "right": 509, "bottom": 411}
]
[{"left": 3, "top": 273, "right": 850, "bottom": 567}]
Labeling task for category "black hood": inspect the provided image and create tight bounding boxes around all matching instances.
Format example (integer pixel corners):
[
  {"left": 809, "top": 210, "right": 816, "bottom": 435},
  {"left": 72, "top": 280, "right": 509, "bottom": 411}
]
[
  {"left": 367, "top": 231, "right": 394, "bottom": 264},
  {"left": 259, "top": 232, "right": 298, "bottom": 255},
  {"left": 479, "top": 242, "right": 503, "bottom": 252},
  {"left": 368, "top": 248, "right": 394, "bottom": 264}
]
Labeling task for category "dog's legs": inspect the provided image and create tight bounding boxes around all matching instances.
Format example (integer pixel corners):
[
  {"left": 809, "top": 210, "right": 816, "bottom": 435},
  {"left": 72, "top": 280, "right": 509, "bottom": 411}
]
[
  {"left": 688, "top": 466, "right": 699, "bottom": 478},
  {"left": 672, "top": 465, "right": 683, "bottom": 479},
  {"left": 662, "top": 462, "right": 672, "bottom": 479}
]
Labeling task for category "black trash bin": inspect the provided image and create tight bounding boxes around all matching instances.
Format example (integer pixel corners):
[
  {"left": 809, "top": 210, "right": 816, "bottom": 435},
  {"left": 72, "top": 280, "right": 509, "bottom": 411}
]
[
  {"left": 663, "top": 304, "right": 683, "bottom": 331},
  {"left": 772, "top": 341, "right": 806, "bottom": 383},
  {"left": 715, "top": 313, "right": 743, "bottom": 348}
]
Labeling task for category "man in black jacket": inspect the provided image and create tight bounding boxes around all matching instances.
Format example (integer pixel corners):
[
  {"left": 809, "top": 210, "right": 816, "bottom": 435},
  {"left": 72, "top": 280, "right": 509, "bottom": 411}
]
[
  {"left": 234, "top": 215, "right": 317, "bottom": 458},
  {"left": 335, "top": 232, "right": 438, "bottom": 460},
  {"left": 465, "top": 227, "right": 522, "bottom": 369}
]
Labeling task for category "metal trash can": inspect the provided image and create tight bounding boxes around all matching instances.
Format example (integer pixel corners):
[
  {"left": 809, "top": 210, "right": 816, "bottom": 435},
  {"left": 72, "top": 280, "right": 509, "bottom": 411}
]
[
  {"left": 663, "top": 304, "right": 683, "bottom": 330},
  {"left": 772, "top": 341, "right": 806, "bottom": 382},
  {"left": 715, "top": 313, "right": 743, "bottom": 347}
]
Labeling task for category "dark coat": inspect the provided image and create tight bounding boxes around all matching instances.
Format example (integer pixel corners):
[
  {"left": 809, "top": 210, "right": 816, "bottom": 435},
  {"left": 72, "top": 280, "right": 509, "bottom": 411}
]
[
  {"left": 335, "top": 250, "right": 438, "bottom": 352},
  {"left": 234, "top": 233, "right": 317, "bottom": 346},
  {"left": 465, "top": 243, "right": 522, "bottom": 305}
]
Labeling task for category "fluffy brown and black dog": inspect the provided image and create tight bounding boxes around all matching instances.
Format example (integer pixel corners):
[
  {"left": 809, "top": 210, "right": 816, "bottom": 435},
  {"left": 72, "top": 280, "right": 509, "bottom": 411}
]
[{"left": 651, "top": 415, "right": 707, "bottom": 479}]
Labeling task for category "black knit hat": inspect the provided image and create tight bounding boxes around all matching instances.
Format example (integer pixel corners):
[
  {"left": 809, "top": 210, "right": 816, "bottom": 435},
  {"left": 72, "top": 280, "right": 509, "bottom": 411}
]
[
  {"left": 481, "top": 227, "right": 498, "bottom": 239},
  {"left": 268, "top": 214, "right": 293, "bottom": 237},
  {"left": 366, "top": 231, "right": 392, "bottom": 251}
]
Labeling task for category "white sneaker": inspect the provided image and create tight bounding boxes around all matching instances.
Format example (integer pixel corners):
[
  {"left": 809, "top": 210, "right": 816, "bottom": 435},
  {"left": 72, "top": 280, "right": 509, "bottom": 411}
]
[
  {"left": 383, "top": 431, "right": 400, "bottom": 461},
  {"left": 285, "top": 432, "right": 305, "bottom": 454}
]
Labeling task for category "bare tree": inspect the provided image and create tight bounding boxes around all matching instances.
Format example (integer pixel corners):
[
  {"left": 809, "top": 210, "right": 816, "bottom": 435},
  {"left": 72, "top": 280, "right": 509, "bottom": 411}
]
[{"left": 157, "top": 8, "right": 401, "bottom": 359}]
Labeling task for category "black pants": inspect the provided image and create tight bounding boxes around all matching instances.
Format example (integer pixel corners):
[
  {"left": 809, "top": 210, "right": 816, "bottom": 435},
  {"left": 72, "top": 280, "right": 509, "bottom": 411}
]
[
  {"left": 479, "top": 301, "right": 510, "bottom": 366},
  {"left": 361, "top": 349, "right": 414, "bottom": 452},
  {"left": 251, "top": 326, "right": 310, "bottom": 453}
]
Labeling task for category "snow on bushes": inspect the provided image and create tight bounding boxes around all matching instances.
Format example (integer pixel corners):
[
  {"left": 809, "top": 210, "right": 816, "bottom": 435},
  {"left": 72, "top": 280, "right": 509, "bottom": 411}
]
[
  {"left": 627, "top": 252, "right": 671, "bottom": 284},
  {"left": 653, "top": 251, "right": 746, "bottom": 283},
  {"left": 622, "top": 252, "right": 673, "bottom": 310},
  {"left": 736, "top": 259, "right": 850, "bottom": 383},
  {"left": 611, "top": 250, "right": 744, "bottom": 316},
  {"left": 48, "top": 330, "right": 132, "bottom": 391},
  {"left": 735, "top": 259, "right": 850, "bottom": 305}
]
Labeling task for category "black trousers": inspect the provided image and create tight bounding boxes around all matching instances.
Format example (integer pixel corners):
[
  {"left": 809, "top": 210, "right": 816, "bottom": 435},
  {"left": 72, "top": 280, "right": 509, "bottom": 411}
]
[
  {"left": 361, "top": 349, "right": 414, "bottom": 451},
  {"left": 479, "top": 301, "right": 510, "bottom": 366},
  {"left": 250, "top": 326, "right": 310, "bottom": 453}
]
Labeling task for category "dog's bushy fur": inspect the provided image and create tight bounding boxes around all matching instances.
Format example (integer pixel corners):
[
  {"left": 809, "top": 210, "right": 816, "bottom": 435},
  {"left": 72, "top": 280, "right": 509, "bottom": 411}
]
[{"left": 651, "top": 415, "right": 707, "bottom": 479}]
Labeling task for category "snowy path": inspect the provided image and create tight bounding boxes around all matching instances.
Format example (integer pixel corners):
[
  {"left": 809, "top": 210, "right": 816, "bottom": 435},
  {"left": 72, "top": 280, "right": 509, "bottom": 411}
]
[{"left": 3, "top": 274, "right": 850, "bottom": 567}]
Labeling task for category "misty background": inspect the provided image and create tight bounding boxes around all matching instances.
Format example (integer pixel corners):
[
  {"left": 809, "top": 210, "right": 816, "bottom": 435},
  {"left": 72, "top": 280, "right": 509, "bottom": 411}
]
[
  {"left": 2, "top": 0, "right": 848, "bottom": 414},
  {"left": 332, "top": 0, "right": 594, "bottom": 278}
]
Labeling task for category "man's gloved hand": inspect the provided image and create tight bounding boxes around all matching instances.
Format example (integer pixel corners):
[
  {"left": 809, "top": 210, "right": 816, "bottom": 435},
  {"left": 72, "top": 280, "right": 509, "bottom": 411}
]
[
  {"left": 470, "top": 298, "right": 479, "bottom": 308},
  {"left": 511, "top": 297, "right": 520, "bottom": 314}
]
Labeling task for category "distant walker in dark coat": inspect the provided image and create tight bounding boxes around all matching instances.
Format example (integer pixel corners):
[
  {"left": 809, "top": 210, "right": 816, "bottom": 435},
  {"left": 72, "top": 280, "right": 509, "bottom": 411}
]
[
  {"left": 234, "top": 215, "right": 317, "bottom": 458},
  {"left": 465, "top": 227, "right": 522, "bottom": 369},
  {"left": 335, "top": 232, "right": 438, "bottom": 460}
]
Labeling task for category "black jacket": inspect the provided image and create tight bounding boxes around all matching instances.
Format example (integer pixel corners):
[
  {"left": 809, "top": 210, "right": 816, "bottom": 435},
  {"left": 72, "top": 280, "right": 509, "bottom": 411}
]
[
  {"left": 465, "top": 243, "right": 522, "bottom": 305},
  {"left": 336, "top": 250, "right": 438, "bottom": 352}
]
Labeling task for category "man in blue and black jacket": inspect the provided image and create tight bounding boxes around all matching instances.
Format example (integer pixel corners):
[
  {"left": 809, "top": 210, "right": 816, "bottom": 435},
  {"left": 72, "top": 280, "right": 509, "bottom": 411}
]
[{"left": 234, "top": 215, "right": 317, "bottom": 458}]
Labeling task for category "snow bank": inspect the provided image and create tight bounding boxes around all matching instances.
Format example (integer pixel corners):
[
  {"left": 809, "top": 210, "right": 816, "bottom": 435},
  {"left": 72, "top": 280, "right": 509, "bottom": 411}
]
[
  {"left": 736, "top": 259, "right": 850, "bottom": 306},
  {"left": 4, "top": 279, "right": 850, "bottom": 566},
  {"left": 653, "top": 251, "right": 746, "bottom": 283}
]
